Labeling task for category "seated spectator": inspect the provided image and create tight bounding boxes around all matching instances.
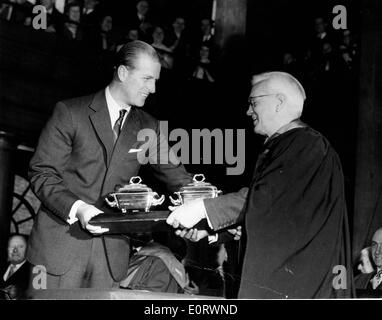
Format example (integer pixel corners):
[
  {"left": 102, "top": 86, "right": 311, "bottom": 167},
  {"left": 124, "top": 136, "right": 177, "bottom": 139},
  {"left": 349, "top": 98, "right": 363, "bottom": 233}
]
[
  {"left": 183, "top": 43, "right": 217, "bottom": 129},
  {"left": 198, "top": 18, "right": 214, "bottom": 47},
  {"left": 339, "top": 29, "right": 358, "bottom": 71},
  {"left": 320, "top": 42, "right": 341, "bottom": 73},
  {"left": 81, "top": 0, "right": 100, "bottom": 27},
  {"left": 59, "top": 2, "right": 84, "bottom": 41},
  {"left": 189, "top": 44, "right": 215, "bottom": 83},
  {"left": 88, "top": 14, "right": 116, "bottom": 52},
  {"left": 0, "top": 234, "right": 31, "bottom": 300},
  {"left": 128, "top": 0, "right": 153, "bottom": 42},
  {"left": 0, "top": 0, "right": 32, "bottom": 25},
  {"left": 281, "top": 51, "right": 302, "bottom": 79},
  {"left": 310, "top": 41, "right": 342, "bottom": 84},
  {"left": 151, "top": 26, "right": 174, "bottom": 70},
  {"left": 38, "top": 0, "right": 64, "bottom": 33},
  {"left": 165, "top": 16, "right": 187, "bottom": 52},
  {"left": 164, "top": 16, "right": 191, "bottom": 76},
  {"left": 355, "top": 228, "right": 382, "bottom": 291},
  {"left": 126, "top": 28, "right": 139, "bottom": 42},
  {"left": 116, "top": 28, "right": 139, "bottom": 52},
  {"left": 305, "top": 16, "right": 336, "bottom": 67}
]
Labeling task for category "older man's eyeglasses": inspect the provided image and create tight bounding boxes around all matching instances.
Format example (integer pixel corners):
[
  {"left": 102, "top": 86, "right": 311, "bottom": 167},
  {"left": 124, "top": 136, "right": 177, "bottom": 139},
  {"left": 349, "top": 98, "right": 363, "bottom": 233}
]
[{"left": 248, "top": 94, "right": 278, "bottom": 110}]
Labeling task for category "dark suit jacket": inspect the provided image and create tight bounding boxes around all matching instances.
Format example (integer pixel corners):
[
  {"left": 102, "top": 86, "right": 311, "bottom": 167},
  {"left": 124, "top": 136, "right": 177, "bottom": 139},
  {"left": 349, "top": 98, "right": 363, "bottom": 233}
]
[
  {"left": 44, "top": 8, "right": 65, "bottom": 32},
  {"left": 27, "top": 90, "right": 191, "bottom": 281},
  {"left": 0, "top": 2, "right": 32, "bottom": 24},
  {"left": 60, "top": 23, "right": 85, "bottom": 41},
  {"left": 0, "top": 261, "right": 31, "bottom": 294},
  {"left": 355, "top": 271, "right": 382, "bottom": 290}
]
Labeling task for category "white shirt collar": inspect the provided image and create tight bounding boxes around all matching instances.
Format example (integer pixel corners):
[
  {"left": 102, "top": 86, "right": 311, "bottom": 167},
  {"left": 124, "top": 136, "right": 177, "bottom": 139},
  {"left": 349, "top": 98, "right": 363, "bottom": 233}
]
[
  {"left": 3, "top": 260, "right": 26, "bottom": 281},
  {"left": 318, "top": 32, "right": 327, "bottom": 39},
  {"left": 84, "top": 8, "right": 94, "bottom": 15},
  {"left": 203, "top": 34, "right": 211, "bottom": 41},
  {"left": 105, "top": 86, "right": 130, "bottom": 129}
]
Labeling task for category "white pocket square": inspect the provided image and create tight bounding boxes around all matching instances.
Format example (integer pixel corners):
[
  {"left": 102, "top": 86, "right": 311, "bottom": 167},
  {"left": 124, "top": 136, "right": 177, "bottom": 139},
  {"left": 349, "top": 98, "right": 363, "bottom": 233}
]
[{"left": 128, "top": 148, "right": 143, "bottom": 153}]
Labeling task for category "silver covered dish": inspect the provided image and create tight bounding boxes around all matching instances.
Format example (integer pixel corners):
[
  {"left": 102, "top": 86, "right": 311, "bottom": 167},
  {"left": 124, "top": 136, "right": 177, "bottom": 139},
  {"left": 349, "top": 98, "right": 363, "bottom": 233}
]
[
  {"left": 170, "top": 174, "right": 221, "bottom": 206},
  {"left": 105, "top": 176, "right": 165, "bottom": 213}
]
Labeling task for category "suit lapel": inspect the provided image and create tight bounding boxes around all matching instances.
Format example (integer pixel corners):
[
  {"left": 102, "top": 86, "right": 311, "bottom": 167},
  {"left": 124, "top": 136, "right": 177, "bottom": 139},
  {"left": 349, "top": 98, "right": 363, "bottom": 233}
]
[
  {"left": 107, "top": 107, "right": 141, "bottom": 175},
  {"left": 89, "top": 90, "right": 114, "bottom": 166}
]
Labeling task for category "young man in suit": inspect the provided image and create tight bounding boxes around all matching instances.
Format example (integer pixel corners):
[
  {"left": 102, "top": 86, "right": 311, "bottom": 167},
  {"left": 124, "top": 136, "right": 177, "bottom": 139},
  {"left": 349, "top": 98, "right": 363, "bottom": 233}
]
[
  {"left": 27, "top": 40, "right": 191, "bottom": 290},
  {"left": 167, "top": 71, "right": 354, "bottom": 299},
  {"left": 1, "top": 234, "right": 30, "bottom": 299}
]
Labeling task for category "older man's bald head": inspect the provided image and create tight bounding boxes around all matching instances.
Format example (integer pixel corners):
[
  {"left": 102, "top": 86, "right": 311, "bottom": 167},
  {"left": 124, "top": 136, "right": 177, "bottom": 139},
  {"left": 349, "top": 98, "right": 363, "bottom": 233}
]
[{"left": 251, "top": 72, "right": 306, "bottom": 118}]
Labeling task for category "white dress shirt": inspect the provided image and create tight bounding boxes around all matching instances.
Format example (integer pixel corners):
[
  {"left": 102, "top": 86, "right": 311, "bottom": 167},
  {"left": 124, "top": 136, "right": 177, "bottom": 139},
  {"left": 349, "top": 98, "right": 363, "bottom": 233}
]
[
  {"left": 371, "top": 268, "right": 382, "bottom": 289},
  {"left": 3, "top": 260, "right": 26, "bottom": 282}
]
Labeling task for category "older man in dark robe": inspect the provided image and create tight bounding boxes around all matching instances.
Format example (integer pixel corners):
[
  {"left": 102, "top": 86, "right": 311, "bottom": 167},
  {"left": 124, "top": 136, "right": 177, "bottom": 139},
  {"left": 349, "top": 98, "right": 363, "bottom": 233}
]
[{"left": 167, "top": 71, "right": 354, "bottom": 299}]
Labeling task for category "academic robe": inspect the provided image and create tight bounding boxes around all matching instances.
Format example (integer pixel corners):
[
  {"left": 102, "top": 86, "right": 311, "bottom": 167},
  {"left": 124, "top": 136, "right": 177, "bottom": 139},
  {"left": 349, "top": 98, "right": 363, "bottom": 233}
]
[
  {"left": 204, "top": 125, "right": 354, "bottom": 298},
  {"left": 120, "top": 242, "right": 187, "bottom": 293}
]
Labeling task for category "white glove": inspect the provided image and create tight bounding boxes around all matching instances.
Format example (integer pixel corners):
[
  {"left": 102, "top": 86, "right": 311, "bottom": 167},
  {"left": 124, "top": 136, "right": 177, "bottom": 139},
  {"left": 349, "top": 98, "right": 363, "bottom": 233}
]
[
  {"left": 167, "top": 199, "right": 207, "bottom": 229},
  {"left": 76, "top": 203, "right": 109, "bottom": 235}
]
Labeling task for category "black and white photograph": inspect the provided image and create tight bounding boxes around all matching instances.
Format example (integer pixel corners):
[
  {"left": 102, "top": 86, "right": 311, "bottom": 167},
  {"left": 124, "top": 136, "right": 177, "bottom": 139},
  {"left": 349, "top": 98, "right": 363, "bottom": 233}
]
[{"left": 0, "top": 0, "right": 381, "bottom": 307}]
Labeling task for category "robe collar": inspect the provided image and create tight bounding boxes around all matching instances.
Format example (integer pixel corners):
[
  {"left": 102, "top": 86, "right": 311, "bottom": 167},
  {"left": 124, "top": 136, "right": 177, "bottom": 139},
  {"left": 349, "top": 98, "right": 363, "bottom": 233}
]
[{"left": 264, "top": 119, "right": 306, "bottom": 145}]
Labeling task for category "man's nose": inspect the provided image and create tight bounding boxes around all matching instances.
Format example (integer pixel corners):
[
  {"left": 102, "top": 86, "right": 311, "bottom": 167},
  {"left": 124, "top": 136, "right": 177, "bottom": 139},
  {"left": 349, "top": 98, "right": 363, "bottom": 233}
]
[
  {"left": 377, "top": 244, "right": 382, "bottom": 255},
  {"left": 246, "top": 106, "right": 253, "bottom": 116},
  {"left": 148, "top": 81, "right": 156, "bottom": 94}
]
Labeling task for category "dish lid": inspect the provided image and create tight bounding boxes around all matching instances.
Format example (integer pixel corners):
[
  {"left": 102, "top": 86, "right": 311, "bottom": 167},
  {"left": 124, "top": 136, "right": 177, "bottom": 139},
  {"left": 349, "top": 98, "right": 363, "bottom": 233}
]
[
  {"left": 177, "top": 174, "right": 219, "bottom": 194},
  {"left": 115, "top": 176, "right": 153, "bottom": 194}
]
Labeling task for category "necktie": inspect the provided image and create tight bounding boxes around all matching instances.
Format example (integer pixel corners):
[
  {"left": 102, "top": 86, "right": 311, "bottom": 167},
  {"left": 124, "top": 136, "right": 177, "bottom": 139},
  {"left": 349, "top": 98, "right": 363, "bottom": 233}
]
[
  {"left": 113, "top": 109, "right": 127, "bottom": 143},
  {"left": 7, "top": 264, "right": 16, "bottom": 281},
  {"left": 371, "top": 269, "right": 382, "bottom": 289}
]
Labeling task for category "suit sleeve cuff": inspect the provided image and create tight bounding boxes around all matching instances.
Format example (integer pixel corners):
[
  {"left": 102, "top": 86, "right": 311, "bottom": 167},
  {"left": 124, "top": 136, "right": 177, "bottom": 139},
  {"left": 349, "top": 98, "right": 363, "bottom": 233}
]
[
  {"left": 67, "top": 200, "right": 85, "bottom": 225},
  {"left": 208, "top": 234, "right": 218, "bottom": 244},
  {"left": 205, "top": 209, "right": 214, "bottom": 229}
]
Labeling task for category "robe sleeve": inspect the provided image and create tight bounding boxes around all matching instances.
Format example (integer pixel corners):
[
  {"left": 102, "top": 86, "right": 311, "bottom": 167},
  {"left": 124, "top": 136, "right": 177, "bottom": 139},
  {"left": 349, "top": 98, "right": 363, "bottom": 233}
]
[{"left": 203, "top": 187, "right": 249, "bottom": 231}]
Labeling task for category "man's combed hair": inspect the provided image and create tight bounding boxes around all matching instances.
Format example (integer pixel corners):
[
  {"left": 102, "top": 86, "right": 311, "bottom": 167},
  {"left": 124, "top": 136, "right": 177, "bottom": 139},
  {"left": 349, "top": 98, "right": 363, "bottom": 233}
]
[
  {"left": 114, "top": 40, "right": 160, "bottom": 69},
  {"left": 252, "top": 71, "right": 306, "bottom": 117},
  {"left": 252, "top": 71, "right": 306, "bottom": 100}
]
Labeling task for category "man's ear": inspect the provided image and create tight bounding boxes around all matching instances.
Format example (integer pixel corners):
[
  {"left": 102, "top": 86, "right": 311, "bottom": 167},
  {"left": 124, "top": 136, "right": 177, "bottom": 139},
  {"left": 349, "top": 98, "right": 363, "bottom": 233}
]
[
  {"left": 117, "top": 65, "right": 129, "bottom": 82},
  {"left": 275, "top": 93, "right": 286, "bottom": 112}
]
